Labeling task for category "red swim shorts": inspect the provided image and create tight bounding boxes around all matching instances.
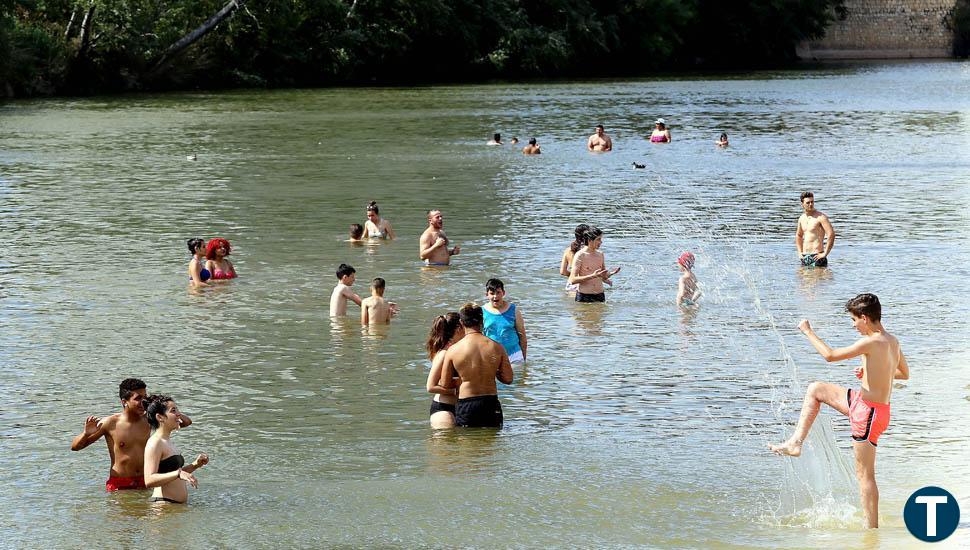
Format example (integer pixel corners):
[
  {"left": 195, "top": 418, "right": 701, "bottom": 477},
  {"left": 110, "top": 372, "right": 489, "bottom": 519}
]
[
  {"left": 105, "top": 476, "right": 146, "bottom": 492},
  {"left": 846, "top": 388, "right": 891, "bottom": 446}
]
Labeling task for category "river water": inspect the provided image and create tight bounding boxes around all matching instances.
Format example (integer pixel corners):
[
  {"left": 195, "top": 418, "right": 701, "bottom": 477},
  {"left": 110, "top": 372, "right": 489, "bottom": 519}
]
[{"left": 1, "top": 61, "right": 968, "bottom": 548}]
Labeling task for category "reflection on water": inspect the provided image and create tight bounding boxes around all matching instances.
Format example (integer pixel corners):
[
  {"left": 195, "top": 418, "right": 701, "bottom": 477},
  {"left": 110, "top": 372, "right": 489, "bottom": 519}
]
[{"left": 2, "top": 61, "right": 970, "bottom": 547}]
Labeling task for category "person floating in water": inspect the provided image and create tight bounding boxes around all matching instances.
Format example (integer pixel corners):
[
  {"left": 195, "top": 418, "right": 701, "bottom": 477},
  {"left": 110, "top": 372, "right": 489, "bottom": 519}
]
[
  {"left": 568, "top": 226, "right": 620, "bottom": 302},
  {"left": 650, "top": 119, "right": 671, "bottom": 143},
  {"left": 482, "top": 278, "right": 527, "bottom": 367},
  {"left": 187, "top": 238, "right": 210, "bottom": 287},
  {"left": 675, "top": 252, "right": 701, "bottom": 307},
  {"left": 425, "top": 312, "right": 464, "bottom": 429},
  {"left": 329, "top": 263, "right": 362, "bottom": 316},
  {"left": 715, "top": 133, "right": 729, "bottom": 147},
  {"left": 71, "top": 378, "right": 192, "bottom": 492},
  {"left": 487, "top": 133, "right": 502, "bottom": 145},
  {"left": 587, "top": 124, "right": 612, "bottom": 152},
  {"left": 205, "top": 238, "right": 237, "bottom": 280},
  {"left": 419, "top": 209, "right": 460, "bottom": 266},
  {"left": 795, "top": 191, "right": 835, "bottom": 267},
  {"left": 510, "top": 137, "right": 519, "bottom": 145},
  {"left": 143, "top": 395, "right": 208, "bottom": 504},
  {"left": 522, "top": 137, "right": 541, "bottom": 155},
  {"left": 363, "top": 201, "right": 395, "bottom": 240},
  {"left": 770, "top": 294, "right": 909, "bottom": 529},
  {"left": 360, "top": 277, "right": 397, "bottom": 324},
  {"left": 439, "top": 303, "right": 513, "bottom": 428}
]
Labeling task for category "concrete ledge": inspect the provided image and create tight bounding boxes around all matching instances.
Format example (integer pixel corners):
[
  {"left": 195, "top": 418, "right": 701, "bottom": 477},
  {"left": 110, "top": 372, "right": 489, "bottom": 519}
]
[{"left": 799, "top": 47, "right": 952, "bottom": 59}]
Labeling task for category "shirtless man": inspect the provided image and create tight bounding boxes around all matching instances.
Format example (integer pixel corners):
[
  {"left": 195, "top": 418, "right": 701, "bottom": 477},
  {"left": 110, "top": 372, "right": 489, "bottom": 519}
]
[
  {"left": 330, "top": 263, "right": 362, "bottom": 316},
  {"left": 71, "top": 378, "right": 192, "bottom": 491},
  {"left": 361, "top": 277, "right": 393, "bottom": 325},
  {"left": 770, "top": 294, "right": 909, "bottom": 529},
  {"left": 419, "top": 210, "right": 460, "bottom": 266},
  {"left": 439, "top": 304, "right": 513, "bottom": 428},
  {"left": 568, "top": 226, "right": 620, "bottom": 302},
  {"left": 522, "top": 138, "right": 541, "bottom": 155},
  {"left": 587, "top": 124, "right": 612, "bottom": 152},
  {"left": 796, "top": 191, "right": 836, "bottom": 267}
]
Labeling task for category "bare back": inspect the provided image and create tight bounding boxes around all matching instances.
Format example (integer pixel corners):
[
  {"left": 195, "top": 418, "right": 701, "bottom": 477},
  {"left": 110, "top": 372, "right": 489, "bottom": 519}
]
[
  {"left": 859, "top": 332, "right": 903, "bottom": 404},
  {"left": 441, "top": 332, "right": 512, "bottom": 398},
  {"left": 361, "top": 295, "right": 391, "bottom": 324}
]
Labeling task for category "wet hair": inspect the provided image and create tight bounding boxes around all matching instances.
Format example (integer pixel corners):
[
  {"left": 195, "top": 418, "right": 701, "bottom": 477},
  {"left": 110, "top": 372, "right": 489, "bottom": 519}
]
[
  {"left": 845, "top": 293, "right": 881, "bottom": 322},
  {"left": 205, "top": 238, "right": 231, "bottom": 260},
  {"left": 366, "top": 201, "right": 379, "bottom": 215},
  {"left": 336, "top": 263, "right": 356, "bottom": 280},
  {"left": 426, "top": 312, "right": 461, "bottom": 359},
  {"left": 800, "top": 191, "right": 814, "bottom": 203},
  {"left": 719, "top": 133, "right": 728, "bottom": 141},
  {"left": 144, "top": 394, "right": 173, "bottom": 429},
  {"left": 528, "top": 137, "right": 537, "bottom": 145},
  {"left": 371, "top": 277, "right": 385, "bottom": 293},
  {"left": 119, "top": 378, "right": 147, "bottom": 401},
  {"left": 492, "top": 133, "right": 501, "bottom": 142},
  {"left": 595, "top": 124, "right": 604, "bottom": 130},
  {"left": 582, "top": 226, "right": 603, "bottom": 245},
  {"left": 485, "top": 278, "right": 505, "bottom": 294},
  {"left": 187, "top": 238, "right": 205, "bottom": 254},
  {"left": 458, "top": 303, "right": 483, "bottom": 330},
  {"left": 570, "top": 223, "right": 590, "bottom": 253},
  {"left": 349, "top": 224, "right": 364, "bottom": 239}
]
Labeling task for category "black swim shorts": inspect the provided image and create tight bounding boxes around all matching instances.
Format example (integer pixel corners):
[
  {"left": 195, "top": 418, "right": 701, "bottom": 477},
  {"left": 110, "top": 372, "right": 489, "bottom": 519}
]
[
  {"left": 801, "top": 253, "right": 828, "bottom": 268},
  {"left": 430, "top": 400, "right": 456, "bottom": 416},
  {"left": 575, "top": 292, "right": 606, "bottom": 303},
  {"left": 455, "top": 395, "right": 503, "bottom": 428}
]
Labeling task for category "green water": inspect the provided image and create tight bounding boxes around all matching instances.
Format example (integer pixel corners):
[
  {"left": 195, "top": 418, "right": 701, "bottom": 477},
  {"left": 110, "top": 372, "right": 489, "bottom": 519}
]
[{"left": 1, "top": 61, "right": 969, "bottom": 548}]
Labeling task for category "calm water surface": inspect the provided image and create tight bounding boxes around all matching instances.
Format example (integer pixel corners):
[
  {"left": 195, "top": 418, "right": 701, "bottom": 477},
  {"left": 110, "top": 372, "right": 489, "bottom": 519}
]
[{"left": 1, "top": 61, "right": 969, "bottom": 548}]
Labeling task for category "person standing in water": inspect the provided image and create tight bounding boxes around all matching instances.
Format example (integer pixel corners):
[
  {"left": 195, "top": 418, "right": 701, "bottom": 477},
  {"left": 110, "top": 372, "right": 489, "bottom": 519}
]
[
  {"left": 715, "top": 133, "right": 729, "bottom": 147},
  {"left": 568, "top": 226, "right": 620, "bottom": 303},
  {"left": 329, "top": 263, "right": 362, "bottom": 316},
  {"left": 360, "top": 277, "right": 396, "bottom": 324},
  {"left": 419, "top": 210, "right": 460, "bottom": 266},
  {"left": 587, "top": 124, "right": 613, "bottom": 152},
  {"left": 482, "top": 278, "right": 527, "bottom": 367},
  {"left": 770, "top": 294, "right": 909, "bottom": 529},
  {"left": 522, "top": 138, "right": 541, "bottom": 155},
  {"left": 363, "top": 201, "right": 395, "bottom": 240},
  {"left": 795, "top": 191, "right": 836, "bottom": 267},
  {"left": 143, "top": 395, "right": 209, "bottom": 504},
  {"left": 205, "top": 238, "right": 237, "bottom": 280},
  {"left": 487, "top": 133, "right": 503, "bottom": 145},
  {"left": 425, "top": 312, "right": 465, "bottom": 429},
  {"left": 560, "top": 224, "right": 589, "bottom": 293},
  {"left": 187, "top": 238, "right": 210, "bottom": 288},
  {"left": 675, "top": 252, "right": 701, "bottom": 307},
  {"left": 439, "top": 304, "right": 513, "bottom": 428},
  {"left": 650, "top": 119, "right": 671, "bottom": 143}
]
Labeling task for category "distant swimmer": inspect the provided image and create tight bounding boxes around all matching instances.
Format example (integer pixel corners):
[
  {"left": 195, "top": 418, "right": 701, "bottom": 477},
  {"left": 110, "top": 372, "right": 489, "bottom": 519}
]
[
  {"left": 568, "top": 226, "right": 620, "bottom": 302},
  {"left": 522, "top": 138, "right": 541, "bottom": 155},
  {"left": 349, "top": 223, "right": 365, "bottom": 242},
  {"left": 795, "top": 191, "right": 835, "bottom": 267},
  {"left": 205, "top": 238, "right": 237, "bottom": 280},
  {"left": 482, "top": 278, "right": 527, "bottom": 366},
  {"left": 510, "top": 137, "right": 519, "bottom": 145},
  {"left": 487, "top": 133, "right": 503, "bottom": 146},
  {"left": 676, "top": 252, "right": 701, "bottom": 307},
  {"left": 329, "top": 263, "right": 362, "bottom": 316},
  {"left": 143, "top": 395, "right": 208, "bottom": 504},
  {"left": 71, "top": 378, "right": 192, "bottom": 492},
  {"left": 361, "top": 277, "right": 398, "bottom": 325},
  {"left": 187, "top": 238, "right": 210, "bottom": 287},
  {"left": 419, "top": 210, "right": 460, "bottom": 266},
  {"left": 650, "top": 119, "right": 671, "bottom": 143},
  {"left": 770, "top": 294, "right": 909, "bottom": 529},
  {"left": 560, "top": 223, "right": 589, "bottom": 293},
  {"left": 587, "top": 124, "right": 612, "bottom": 152},
  {"left": 425, "top": 312, "right": 465, "bottom": 429},
  {"left": 363, "top": 201, "right": 395, "bottom": 239},
  {"left": 715, "top": 132, "right": 729, "bottom": 147},
  {"left": 439, "top": 304, "right": 513, "bottom": 428}
]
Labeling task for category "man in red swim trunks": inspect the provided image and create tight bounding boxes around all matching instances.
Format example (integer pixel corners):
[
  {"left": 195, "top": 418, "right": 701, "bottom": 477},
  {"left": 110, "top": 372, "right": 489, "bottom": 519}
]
[
  {"left": 769, "top": 294, "right": 910, "bottom": 529},
  {"left": 71, "top": 378, "right": 192, "bottom": 491}
]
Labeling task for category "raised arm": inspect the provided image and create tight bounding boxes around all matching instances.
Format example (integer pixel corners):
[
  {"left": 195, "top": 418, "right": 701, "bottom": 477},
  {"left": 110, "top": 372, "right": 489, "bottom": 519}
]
[
  {"left": 71, "top": 415, "right": 108, "bottom": 451},
  {"left": 177, "top": 412, "right": 193, "bottom": 428},
  {"left": 799, "top": 320, "right": 870, "bottom": 362},
  {"left": 181, "top": 453, "right": 209, "bottom": 474},
  {"left": 895, "top": 348, "right": 910, "bottom": 380}
]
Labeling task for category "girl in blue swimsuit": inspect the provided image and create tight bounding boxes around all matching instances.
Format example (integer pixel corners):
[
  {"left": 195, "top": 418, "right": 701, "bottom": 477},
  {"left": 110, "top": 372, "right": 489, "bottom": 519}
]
[{"left": 187, "top": 238, "right": 210, "bottom": 287}]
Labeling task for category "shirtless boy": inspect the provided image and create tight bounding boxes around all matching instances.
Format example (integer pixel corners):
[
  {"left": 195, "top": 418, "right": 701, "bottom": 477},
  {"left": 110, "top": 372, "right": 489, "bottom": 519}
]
[
  {"left": 676, "top": 252, "right": 701, "bottom": 307},
  {"left": 587, "top": 124, "right": 613, "bottom": 152},
  {"left": 329, "top": 263, "right": 362, "bottom": 316},
  {"left": 796, "top": 191, "right": 836, "bottom": 267},
  {"left": 71, "top": 378, "right": 192, "bottom": 491},
  {"left": 439, "top": 304, "right": 514, "bottom": 428},
  {"left": 361, "top": 277, "right": 394, "bottom": 325},
  {"left": 419, "top": 210, "right": 460, "bottom": 266},
  {"left": 568, "top": 226, "right": 620, "bottom": 302},
  {"left": 522, "top": 138, "right": 541, "bottom": 155},
  {"left": 770, "top": 294, "right": 909, "bottom": 529}
]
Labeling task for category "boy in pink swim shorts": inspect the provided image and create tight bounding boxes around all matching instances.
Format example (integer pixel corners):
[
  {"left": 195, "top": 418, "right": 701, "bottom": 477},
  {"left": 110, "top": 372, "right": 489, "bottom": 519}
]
[{"left": 769, "top": 294, "right": 910, "bottom": 529}]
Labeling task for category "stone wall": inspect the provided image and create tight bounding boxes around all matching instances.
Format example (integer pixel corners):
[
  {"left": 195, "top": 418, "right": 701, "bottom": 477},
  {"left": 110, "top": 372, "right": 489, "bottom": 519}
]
[{"left": 799, "top": 0, "right": 956, "bottom": 59}]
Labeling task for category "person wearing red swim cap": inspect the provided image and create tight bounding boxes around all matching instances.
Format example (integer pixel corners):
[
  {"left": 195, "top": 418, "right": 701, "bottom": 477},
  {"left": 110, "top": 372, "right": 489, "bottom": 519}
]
[{"left": 676, "top": 252, "right": 700, "bottom": 307}]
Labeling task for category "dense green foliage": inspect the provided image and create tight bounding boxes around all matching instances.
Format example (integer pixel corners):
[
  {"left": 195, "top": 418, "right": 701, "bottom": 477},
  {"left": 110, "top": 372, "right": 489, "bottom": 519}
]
[
  {"left": 1, "top": 0, "right": 846, "bottom": 97},
  {"left": 952, "top": 0, "right": 970, "bottom": 57}
]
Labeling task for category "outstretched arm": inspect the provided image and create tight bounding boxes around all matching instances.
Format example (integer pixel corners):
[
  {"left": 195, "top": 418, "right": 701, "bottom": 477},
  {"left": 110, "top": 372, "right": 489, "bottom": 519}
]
[
  {"left": 799, "top": 320, "right": 869, "bottom": 362},
  {"left": 71, "top": 415, "right": 108, "bottom": 451}
]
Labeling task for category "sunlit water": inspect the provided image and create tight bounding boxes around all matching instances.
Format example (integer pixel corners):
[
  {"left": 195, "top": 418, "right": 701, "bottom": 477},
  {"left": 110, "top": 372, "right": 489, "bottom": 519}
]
[{"left": 1, "top": 60, "right": 969, "bottom": 548}]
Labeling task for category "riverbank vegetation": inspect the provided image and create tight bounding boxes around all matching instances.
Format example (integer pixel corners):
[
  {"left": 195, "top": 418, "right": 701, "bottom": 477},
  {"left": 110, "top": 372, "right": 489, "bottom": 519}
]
[{"left": 1, "top": 0, "right": 846, "bottom": 97}]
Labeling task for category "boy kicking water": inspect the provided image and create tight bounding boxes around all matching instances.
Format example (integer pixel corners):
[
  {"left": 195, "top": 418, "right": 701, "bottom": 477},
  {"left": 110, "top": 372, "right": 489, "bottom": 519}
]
[{"left": 770, "top": 293, "right": 909, "bottom": 528}]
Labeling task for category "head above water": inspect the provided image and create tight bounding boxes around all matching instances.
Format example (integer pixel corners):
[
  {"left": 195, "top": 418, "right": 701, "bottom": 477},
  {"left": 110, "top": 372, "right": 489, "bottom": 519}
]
[
  {"left": 371, "top": 277, "right": 385, "bottom": 295},
  {"left": 655, "top": 118, "right": 667, "bottom": 129},
  {"left": 119, "top": 378, "right": 147, "bottom": 413},
  {"left": 205, "top": 238, "right": 231, "bottom": 260},
  {"left": 528, "top": 137, "right": 537, "bottom": 145},
  {"left": 426, "top": 311, "right": 462, "bottom": 358},
  {"left": 336, "top": 263, "right": 356, "bottom": 281},
  {"left": 678, "top": 251, "right": 695, "bottom": 270},
  {"left": 427, "top": 210, "right": 443, "bottom": 228},
  {"left": 595, "top": 124, "right": 604, "bottom": 134},
  {"left": 511, "top": 137, "right": 519, "bottom": 144},
  {"left": 845, "top": 293, "right": 881, "bottom": 323},
  {"left": 485, "top": 278, "right": 505, "bottom": 294},
  {"left": 800, "top": 191, "right": 815, "bottom": 212},
  {"left": 458, "top": 303, "right": 483, "bottom": 330},
  {"left": 582, "top": 226, "right": 603, "bottom": 248},
  {"left": 187, "top": 238, "right": 205, "bottom": 255},
  {"left": 349, "top": 223, "right": 364, "bottom": 240},
  {"left": 492, "top": 133, "right": 501, "bottom": 142},
  {"left": 144, "top": 394, "right": 175, "bottom": 429},
  {"left": 571, "top": 223, "right": 591, "bottom": 253},
  {"left": 366, "top": 201, "right": 379, "bottom": 216},
  {"left": 720, "top": 133, "right": 728, "bottom": 141}
]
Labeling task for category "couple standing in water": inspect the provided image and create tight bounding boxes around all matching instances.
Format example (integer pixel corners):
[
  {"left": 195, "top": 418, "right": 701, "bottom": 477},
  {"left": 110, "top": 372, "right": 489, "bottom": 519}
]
[
  {"left": 187, "top": 237, "right": 237, "bottom": 287},
  {"left": 559, "top": 224, "right": 621, "bottom": 302}
]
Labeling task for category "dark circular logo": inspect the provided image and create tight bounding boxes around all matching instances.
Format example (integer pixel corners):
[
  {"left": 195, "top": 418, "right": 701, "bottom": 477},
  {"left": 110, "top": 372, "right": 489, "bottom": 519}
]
[{"left": 903, "top": 486, "right": 960, "bottom": 542}]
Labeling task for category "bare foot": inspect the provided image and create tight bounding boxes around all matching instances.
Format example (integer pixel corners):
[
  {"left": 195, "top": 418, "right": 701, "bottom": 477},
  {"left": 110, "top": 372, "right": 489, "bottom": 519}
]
[{"left": 769, "top": 438, "right": 802, "bottom": 457}]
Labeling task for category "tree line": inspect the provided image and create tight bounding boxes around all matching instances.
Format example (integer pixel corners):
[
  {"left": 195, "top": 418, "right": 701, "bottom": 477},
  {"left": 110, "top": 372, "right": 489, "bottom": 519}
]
[{"left": 1, "top": 0, "right": 850, "bottom": 98}]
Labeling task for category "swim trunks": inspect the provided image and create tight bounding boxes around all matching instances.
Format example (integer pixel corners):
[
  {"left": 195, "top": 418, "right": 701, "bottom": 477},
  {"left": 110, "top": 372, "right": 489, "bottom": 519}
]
[
  {"left": 801, "top": 253, "right": 828, "bottom": 267},
  {"left": 575, "top": 292, "right": 606, "bottom": 303},
  {"left": 430, "top": 400, "right": 456, "bottom": 416},
  {"left": 507, "top": 350, "right": 525, "bottom": 366},
  {"left": 455, "top": 395, "right": 503, "bottom": 428},
  {"left": 106, "top": 476, "right": 146, "bottom": 492},
  {"left": 846, "top": 388, "right": 891, "bottom": 446},
  {"left": 150, "top": 497, "right": 183, "bottom": 504},
  {"left": 424, "top": 262, "right": 449, "bottom": 267}
]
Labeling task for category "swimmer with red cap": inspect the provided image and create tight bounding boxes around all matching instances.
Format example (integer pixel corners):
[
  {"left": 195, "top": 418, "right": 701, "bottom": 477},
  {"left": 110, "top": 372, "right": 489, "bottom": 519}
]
[{"left": 676, "top": 252, "right": 700, "bottom": 307}]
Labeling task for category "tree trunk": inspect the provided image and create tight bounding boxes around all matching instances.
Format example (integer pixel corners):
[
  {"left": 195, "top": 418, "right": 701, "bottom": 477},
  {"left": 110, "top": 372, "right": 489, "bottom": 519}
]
[
  {"left": 65, "top": 7, "right": 78, "bottom": 39},
  {"left": 78, "top": 5, "right": 95, "bottom": 56},
  {"left": 151, "top": 0, "right": 242, "bottom": 72}
]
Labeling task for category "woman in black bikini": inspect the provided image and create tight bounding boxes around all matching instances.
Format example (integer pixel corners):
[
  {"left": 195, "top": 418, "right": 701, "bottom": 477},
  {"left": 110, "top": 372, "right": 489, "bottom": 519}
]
[
  {"left": 425, "top": 312, "right": 465, "bottom": 429},
  {"left": 143, "top": 395, "right": 208, "bottom": 504}
]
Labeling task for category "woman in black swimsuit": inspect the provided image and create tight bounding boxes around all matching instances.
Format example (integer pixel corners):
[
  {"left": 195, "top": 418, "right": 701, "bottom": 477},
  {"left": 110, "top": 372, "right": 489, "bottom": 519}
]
[{"left": 143, "top": 395, "right": 208, "bottom": 504}]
